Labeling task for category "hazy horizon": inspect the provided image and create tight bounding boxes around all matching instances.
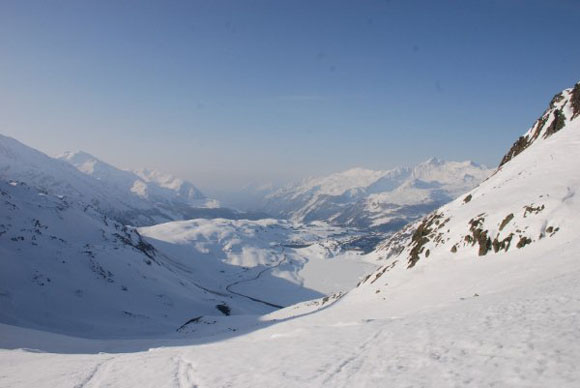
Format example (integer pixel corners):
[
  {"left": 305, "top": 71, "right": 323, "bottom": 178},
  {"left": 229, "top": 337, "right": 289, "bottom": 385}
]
[
  {"left": 1, "top": 0, "right": 579, "bottom": 191},
  {"left": 0, "top": 131, "right": 490, "bottom": 197}
]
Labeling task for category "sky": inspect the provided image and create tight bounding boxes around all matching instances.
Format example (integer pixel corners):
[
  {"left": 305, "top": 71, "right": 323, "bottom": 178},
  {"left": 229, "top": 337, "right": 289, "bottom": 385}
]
[{"left": 0, "top": 0, "right": 579, "bottom": 192}]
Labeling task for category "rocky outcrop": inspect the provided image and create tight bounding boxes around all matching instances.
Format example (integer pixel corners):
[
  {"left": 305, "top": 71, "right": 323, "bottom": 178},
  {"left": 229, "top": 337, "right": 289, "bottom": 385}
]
[
  {"left": 570, "top": 82, "right": 580, "bottom": 119},
  {"left": 499, "top": 136, "right": 530, "bottom": 167},
  {"left": 499, "top": 82, "right": 579, "bottom": 168}
]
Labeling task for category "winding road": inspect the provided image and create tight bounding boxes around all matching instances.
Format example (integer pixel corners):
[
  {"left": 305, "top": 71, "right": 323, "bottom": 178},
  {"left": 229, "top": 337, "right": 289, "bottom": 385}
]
[{"left": 224, "top": 249, "right": 288, "bottom": 309}]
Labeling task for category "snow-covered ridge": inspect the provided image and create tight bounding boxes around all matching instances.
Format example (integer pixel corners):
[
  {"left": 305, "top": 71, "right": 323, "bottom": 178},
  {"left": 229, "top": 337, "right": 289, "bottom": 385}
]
[
  {"left": 135, "top": 168, "right": 206, "bottom": 201},
  {"left": 499, "top": 81, "right": 580, "bottom": 167},
  {"left": 0, "top": 135, "right": 144, "bottom": 220},
  {"left": 0, "top": 134, "right": 221, "bottom": 226},
  {"left": 59, "top": 151, "right": 207, "bottom": 206},
  {"left": 263, "top": 158, "right": 492, "bottom": 230}
]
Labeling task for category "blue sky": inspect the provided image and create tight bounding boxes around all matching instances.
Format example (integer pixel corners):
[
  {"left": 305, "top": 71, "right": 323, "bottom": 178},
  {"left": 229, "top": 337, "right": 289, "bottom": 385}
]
[{"left": 1, "top": 0, "right": 579, "bottom": 191}]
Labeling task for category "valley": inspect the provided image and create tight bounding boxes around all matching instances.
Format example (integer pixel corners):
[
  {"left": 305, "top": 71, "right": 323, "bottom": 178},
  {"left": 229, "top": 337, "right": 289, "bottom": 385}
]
[{"left": 1, "top": 81, "right": 580, "bottom": 387}]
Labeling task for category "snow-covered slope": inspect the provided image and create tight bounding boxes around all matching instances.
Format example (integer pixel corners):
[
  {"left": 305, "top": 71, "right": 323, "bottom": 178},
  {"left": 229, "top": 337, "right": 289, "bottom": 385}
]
[
  {"left": 263, "top": 159, "right": 491, "bottom": 230},
  {"left": 0, "top": 179, "right": 275, "bottom": 338},
  {"left": 0, "top": 178, "right": 376, "bottom": 337}
]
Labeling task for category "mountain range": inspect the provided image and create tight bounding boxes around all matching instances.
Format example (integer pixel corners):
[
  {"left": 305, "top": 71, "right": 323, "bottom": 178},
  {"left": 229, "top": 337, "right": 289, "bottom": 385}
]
[
  {"left": 259, "top": 158, "right": 491, "bottom": 231},
  {"left": 0, "top": 136, "right": 272, "bottom": 226},
  {"left": 1, "top": 81, "right": 579, "bottom": 387}
]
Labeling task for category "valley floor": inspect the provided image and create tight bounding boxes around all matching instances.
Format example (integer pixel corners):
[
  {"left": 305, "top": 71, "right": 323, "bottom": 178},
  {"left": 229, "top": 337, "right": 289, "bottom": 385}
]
[{"left": 1, "top": 244, "right": 579, "bottom": 388}]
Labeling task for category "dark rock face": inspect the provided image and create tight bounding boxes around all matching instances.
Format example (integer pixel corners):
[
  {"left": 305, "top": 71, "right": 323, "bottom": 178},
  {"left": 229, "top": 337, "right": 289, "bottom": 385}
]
[
  {"left": 492, "top": 233, "right": 514, "bottom": 253},
  {"left": 497, "top": 104, "right": 555, "bottom": 168},
  {"left": 216, "top": 303, "right": 231, "bottom": 316},
  {"left": 498, "top": 82, "right": 579, "bottom": 168},
  {"left": 549, "top": 92, "right": 565, "bottom": 108},
  {"left": 544, "top": 109, "right": 566, "bottom": 138},
  {"left": 571, "top": 82, "right": 580, "bottom": 119},
  {"left": 516, "top": 236, "right": 532, "bottom": 249},
  {"left": 499, "top": 213, "right": 514, "bottom": 231},
  {"left": 407, "top": 212, "right": 450, "bottom": 268},
  {"left": 467, "top": 216, "right": 492, "bottom": 256},
  {"left": 499, "top": 136, "right": 530, "bottom": 167},
  {"left": 408, "top": 216, "right": 435, "bottom": 268},
  {"left": 523, "top": 204, "right": 545, "bottom": 217}
]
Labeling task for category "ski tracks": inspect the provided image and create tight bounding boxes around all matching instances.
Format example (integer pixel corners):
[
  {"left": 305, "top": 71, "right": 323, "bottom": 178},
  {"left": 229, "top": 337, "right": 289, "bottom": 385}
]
[
  {"left": 73, "top": 353, "right": 202, "bottom": 388},
  {"left": 174, "top": 355, "right": 200, "bottom": 388},
  {"left": 73, "top": 356, "right": 115, "bottom": 388},
  {"left": 317, "top": 325, "right": 384, "bottom": 386}
]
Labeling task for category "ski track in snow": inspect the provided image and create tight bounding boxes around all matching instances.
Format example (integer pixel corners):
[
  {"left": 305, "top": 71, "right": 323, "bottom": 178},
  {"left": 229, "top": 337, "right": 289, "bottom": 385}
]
[
  {"left": 318, "top": 326, "right": 383, "bottom": 386},
  {"left": 73, "top": 356, "right": 114, "bottom": 388},
  {"left": 324, "top": 276, "right": 580, "bottom": 387},
  {"left": 174, "top": 356, "right": 199, "bottom": 388}
]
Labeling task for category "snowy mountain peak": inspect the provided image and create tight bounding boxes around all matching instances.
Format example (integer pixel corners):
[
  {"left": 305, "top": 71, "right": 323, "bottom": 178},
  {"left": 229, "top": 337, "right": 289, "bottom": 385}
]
[
  {"left": 411, "top": 158, "right": 488, "bottom": 183},
  {"left": 340, "top": 167, "right": 384, "bottom": 177},
  {"left": 58, "top": 150, "right": 113, "bottom": 175},
  {"left": 134, "top": 168, "right": 205, "bottom": 201},
  {"left": 58, "top": 151, "right": 206, "bottom": 205},
  {"left": 420, "top": 157, "right": 445, "bottom": 166},
  {"left": 60, "top": 149, "right": 206, "bottom": 203},
  {"left": 0, "top": 134, "right": 59, "bottom": 166},
  {"left": 59, "top": 150, "right": 97, "bottom": 162},
  {"left": 499, "top": 82, "right": 580, "bottom": 167}
]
